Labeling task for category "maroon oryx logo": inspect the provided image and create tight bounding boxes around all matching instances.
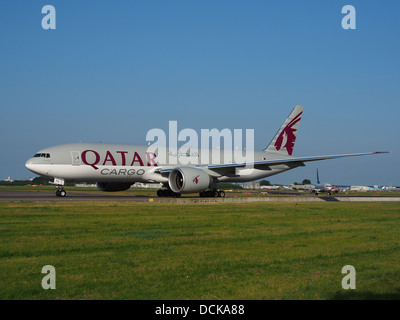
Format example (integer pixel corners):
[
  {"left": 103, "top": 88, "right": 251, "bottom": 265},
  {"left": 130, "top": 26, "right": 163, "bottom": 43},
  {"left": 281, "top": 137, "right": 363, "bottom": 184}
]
[
  {"left": 193, "top": 175, "right": 200, "bottom": 184},
  {"left": 274, "top": 112, "right": 302, "bottom": 155}
]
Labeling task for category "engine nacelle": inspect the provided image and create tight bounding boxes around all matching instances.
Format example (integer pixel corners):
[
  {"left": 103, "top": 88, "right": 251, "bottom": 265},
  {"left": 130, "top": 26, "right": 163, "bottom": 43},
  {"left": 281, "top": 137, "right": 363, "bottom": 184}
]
[
  {"left": 96, "top": 182, "right": 132, "bottom": 192},
  {"left": 168, "top": 167, "right": 213, "bottom": 194}
]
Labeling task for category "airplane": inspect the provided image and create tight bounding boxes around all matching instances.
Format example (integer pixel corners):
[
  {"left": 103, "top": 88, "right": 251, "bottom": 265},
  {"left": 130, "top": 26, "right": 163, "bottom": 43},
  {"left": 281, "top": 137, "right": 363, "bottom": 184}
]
[
  {"left": 25, "top": 105, "right": 389, "bottom": 198},
  {"left": 310, "top": 169, "right": 337, "bottom": 196}
]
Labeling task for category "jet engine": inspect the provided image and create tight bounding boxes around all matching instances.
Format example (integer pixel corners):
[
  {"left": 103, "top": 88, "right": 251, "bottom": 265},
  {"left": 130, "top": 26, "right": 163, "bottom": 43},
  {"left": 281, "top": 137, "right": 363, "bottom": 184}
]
[
  {"left": 96, "top": 182, "right": 132, "bottom": 192},
  {"left": 168, "top": 167, "right": 213, "bottom": 194}
]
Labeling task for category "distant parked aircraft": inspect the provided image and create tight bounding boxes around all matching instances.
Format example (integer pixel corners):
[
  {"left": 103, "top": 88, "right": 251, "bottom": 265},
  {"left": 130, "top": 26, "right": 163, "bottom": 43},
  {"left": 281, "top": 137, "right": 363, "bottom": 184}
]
[{"left": 310, "top": 169, "right": 337, "bottom": 196}]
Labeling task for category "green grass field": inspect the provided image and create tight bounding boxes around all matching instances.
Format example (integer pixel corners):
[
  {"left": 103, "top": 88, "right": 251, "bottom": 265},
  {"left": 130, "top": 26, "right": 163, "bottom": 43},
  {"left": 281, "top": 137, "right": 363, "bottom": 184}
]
[{"left": 1, "top": 201, "right": 399, "bottom": 300}]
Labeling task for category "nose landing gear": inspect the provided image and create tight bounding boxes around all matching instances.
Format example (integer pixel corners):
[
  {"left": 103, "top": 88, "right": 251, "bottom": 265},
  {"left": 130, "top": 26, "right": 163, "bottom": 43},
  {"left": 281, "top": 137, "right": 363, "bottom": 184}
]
[
  {"left": 56, "top": 186, "right": 66, "bottom": 197},
  {"left": 52, "top": 178, "right": 66, "bottom": 197}
]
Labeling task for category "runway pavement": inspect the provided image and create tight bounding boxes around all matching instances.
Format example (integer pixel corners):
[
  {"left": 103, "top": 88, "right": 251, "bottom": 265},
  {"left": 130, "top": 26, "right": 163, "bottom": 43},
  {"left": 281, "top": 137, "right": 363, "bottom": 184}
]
[
  {"left": 0, "top": 190, "right": 150, "bottom": 202},
  {"left": 1, "top": 190, "right": 400, "bottom": 203}
]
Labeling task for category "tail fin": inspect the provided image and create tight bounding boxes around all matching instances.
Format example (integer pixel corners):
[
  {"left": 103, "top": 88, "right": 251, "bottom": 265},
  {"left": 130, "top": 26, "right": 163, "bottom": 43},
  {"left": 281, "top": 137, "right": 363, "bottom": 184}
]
[{"left": 263, "top": 105, "right": 303, "bottom": 156}]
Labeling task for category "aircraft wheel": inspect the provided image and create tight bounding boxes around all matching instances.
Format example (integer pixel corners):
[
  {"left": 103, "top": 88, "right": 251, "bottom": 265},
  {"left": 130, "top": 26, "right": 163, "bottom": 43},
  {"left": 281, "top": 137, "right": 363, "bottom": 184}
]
[
  {"left": 218, "top": 190, "right": 225, "bottom": 198},
  {"left": 157, "top": 190, "right": 163, "bottom": 197},
  {"left": 213, "top": 191, "right": 219, "bottom": 197},
  {"left": 60, "top": 190, "right": 66, "bottom": 197},
  {"left": 56, "top": 190, "right": 61, "bottom": 197}
]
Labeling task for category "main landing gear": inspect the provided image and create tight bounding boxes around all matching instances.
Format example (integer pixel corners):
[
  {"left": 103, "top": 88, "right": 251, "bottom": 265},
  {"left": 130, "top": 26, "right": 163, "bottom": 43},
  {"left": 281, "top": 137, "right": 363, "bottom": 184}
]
[
  {"left": 156, "top": 189, "right": 226, "bottom": 198},
  {"left": 199, "top": 189, "right": 225, "bottom": 198}
]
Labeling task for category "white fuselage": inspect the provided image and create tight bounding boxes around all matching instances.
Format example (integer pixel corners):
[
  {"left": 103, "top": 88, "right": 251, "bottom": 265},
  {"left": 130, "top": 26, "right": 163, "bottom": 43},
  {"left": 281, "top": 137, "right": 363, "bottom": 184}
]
[
  {"left": 312, "top": 183, "right": 333, "bottom": 193},
  {"left": 25, "top": 143, "right": 295, "bottom": 184}
]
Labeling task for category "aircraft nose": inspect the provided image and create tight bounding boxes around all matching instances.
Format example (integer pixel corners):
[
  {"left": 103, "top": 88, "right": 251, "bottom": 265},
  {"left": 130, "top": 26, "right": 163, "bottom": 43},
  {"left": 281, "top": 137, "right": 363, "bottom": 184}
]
[
  {"left": 25, "top": 159, "right": 34, "bottom": 171},
  {"left": 25, "top": 157, "right": 51, "bottom": 176},
  {"left": 25, "top": 158, "right": 39, "bottom": 174}
]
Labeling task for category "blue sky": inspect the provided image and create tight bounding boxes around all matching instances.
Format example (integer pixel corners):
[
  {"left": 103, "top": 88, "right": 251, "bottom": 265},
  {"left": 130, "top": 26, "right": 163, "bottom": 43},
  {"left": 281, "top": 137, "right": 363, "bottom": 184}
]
[{"left": 0, "top": 0, "right": 399, "bottom": 185}]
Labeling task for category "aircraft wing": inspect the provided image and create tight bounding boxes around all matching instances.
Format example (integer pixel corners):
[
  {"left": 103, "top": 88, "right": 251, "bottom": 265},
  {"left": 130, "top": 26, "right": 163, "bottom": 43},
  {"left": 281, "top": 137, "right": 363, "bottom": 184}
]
[
  {"left": 208, "top": 152, "right": 390, "bottom": 171},
  {"left": 155, "top": 151, "right": 389, "bottom": 176}
]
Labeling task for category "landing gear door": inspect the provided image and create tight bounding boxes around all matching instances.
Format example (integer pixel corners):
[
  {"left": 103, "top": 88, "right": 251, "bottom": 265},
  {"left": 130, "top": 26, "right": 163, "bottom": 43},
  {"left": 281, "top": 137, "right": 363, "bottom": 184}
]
[{"left": 71, "top": 151, "right": 81, "bottom": 166}]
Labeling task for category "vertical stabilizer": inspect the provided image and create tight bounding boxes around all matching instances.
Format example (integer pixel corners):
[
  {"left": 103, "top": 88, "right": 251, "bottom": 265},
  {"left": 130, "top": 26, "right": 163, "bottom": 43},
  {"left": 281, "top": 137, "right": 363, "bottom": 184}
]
[{"left": 263, "top": 105, "right": 303, "bottom": 157}]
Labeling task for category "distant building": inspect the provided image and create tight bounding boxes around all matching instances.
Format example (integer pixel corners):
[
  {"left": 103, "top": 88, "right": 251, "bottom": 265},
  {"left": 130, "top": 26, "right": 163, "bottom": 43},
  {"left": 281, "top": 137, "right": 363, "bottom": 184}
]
[
  {"left": 350, "top": 186, "right": 371, "bottom": 192},
  {"left": 75, "top": 183, "right": 97, "bottom": 187},
  {"left": 132, "top": 182, "right": 163, "bottom": 189},
  {"left": 242, "top": 182, "right": 260, "bottom": 190},
  {"left": 290, "top": 183, "right": 315, "bottom": 190},
  {"left": 260, "top": 185, "right": 280, "bottom": 190}
]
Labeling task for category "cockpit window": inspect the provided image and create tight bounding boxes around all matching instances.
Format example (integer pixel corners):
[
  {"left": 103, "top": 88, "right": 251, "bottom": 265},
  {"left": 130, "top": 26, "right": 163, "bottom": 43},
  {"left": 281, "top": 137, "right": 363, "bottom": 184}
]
[{"left": 33, "top": 153, "right": 50, "bottom": 158}]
